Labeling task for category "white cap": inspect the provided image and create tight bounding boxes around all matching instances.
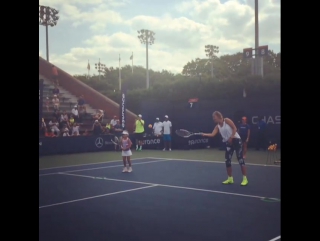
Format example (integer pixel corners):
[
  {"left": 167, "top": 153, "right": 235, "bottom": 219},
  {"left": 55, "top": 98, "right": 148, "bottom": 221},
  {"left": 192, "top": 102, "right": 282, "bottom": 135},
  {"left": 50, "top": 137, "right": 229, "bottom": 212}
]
[
  {"left": 165, "top": 115, "right": 168, "bottom": 118},
  {"left": 95, "top": 120, "right": 98, "bottom": 122},
  {"left": 53, "top": 95, "right": 57, "bottom": 97},
  {"left": 138, "top": 114, "right": 142, "bottom": 117},
  {"left": 122, "top": 130, "right": 129, "bottom": 135},
  {"left": 74, "top": 105, "right": 77, "bottom": 108},
  {"left": 64, "top": 128, "right": 68, "bottom": 131},
  {"left": 156, "top": 117, "right": 159, "bottom": 120}
]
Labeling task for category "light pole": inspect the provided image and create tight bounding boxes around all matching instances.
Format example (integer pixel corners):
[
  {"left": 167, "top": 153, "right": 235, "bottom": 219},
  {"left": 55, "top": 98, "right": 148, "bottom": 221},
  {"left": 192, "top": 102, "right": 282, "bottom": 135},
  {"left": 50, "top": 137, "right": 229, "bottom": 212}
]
[
  {"left": 39, "top": 5, "right": 59, "bottom": 62},
  {"left": 242, "top": 0, "right": 267, "bottom": 77},
  {"left": 205, "top": 45, "right": 219, "bottom": 78},
  {"left": 254, "top": 0, "right": 263, "bottom": 76},
  {"left": 137, "top": 29, "right": 155, "bottom": 89},
  {"left": 95, "top": 59, "right": 106, "bottom": 81}
]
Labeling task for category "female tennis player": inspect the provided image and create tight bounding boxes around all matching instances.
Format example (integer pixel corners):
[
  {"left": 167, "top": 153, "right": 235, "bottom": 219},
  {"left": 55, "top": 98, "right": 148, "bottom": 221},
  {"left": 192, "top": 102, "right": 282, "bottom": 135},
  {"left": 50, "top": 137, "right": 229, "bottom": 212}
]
[
  {"left": 121, "top": 130, "right": 133, "bottom": 173},
  {"left": 202, "top": 111, "right": 248, "bottom": 186}
]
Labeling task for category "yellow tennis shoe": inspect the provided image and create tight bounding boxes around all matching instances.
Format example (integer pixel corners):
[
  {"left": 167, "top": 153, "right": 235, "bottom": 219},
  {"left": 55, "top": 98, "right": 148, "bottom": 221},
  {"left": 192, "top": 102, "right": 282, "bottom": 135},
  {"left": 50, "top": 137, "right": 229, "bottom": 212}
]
[
  {"left": 222, "top": 176, "right": 234, "bottom": 184},
  {"left": 241, "top": 176, "right": 248, "bottom": 186}
]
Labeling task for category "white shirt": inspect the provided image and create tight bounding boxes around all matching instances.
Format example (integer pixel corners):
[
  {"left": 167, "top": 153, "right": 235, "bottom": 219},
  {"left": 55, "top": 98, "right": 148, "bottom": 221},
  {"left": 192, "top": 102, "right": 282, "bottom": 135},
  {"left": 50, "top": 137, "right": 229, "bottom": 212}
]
[
  {"left": 63, "top": 132, "right": 70, "bottom": 137},
  {"left": 217, "top": 119, "right": 240, "bottom": 142},
  {"left": 63, "top": 114, "right": 69, "bottom": 121},
  {"left": 49, "top": 121, "right": 58, "bottom": 127},
  {"left": 110, "top": 119, "right": 117, "bottom": 126},
  {"left": 52, "top": 98, "right": 59, "bottom": 106},
  {"left": 153, "top": 122, "right": 163, "bottom": 135},
  {"left": 72, "top": 126, "right": 79, "bottom": 135},
  {"left": 60, "top": 114, "right": 65, "bottom": 122},
  {"left": 162, "top": 120, "right": 172, "bottom": 135},
  {"left": 72, "top": 108, "right": 79, "bottom": 116}
]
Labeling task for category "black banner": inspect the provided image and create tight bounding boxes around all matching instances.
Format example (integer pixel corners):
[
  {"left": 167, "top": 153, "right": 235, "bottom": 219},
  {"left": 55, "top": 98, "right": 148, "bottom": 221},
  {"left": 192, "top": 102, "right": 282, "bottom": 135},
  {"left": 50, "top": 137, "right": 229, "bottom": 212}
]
[
  {"left": 39, "top": 135, "right": 116, "bottom": 156},
  {"left": 39, "top": 134, "right": 214, "bottom": 156},
  {"left": 119, "top": 87, "right": 127, "bottom": 130},
  {"left": 130, "top": 135, "right": 163, "bottom": 149},
  {"left": 174, "top": 135, "right": 210, "bottom": 150},
  {"left": 39, "top": 79, "right": 44, "bottom": 126}
]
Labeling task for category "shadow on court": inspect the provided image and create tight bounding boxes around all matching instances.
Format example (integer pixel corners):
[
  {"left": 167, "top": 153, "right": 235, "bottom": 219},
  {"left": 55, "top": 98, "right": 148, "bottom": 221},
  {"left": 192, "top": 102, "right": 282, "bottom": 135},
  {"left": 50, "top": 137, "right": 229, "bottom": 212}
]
[{"left": 39, "top": 158, "right": 280, "bottom": 241}]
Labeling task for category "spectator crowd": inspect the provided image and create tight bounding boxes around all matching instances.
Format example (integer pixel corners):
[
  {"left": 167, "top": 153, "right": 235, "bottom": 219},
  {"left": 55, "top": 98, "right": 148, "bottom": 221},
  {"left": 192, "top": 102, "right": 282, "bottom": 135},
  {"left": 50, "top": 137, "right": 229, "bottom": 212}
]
[{"left": 39, "top": 84, "right": 122, "bottom": 137}]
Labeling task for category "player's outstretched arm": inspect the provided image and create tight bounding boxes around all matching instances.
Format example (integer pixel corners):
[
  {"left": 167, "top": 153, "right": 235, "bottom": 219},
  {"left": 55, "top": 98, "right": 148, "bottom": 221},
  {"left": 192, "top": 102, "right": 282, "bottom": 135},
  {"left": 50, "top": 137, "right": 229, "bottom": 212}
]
[{"left": 202, "top": 125, "right": 219, "bottom": 137}]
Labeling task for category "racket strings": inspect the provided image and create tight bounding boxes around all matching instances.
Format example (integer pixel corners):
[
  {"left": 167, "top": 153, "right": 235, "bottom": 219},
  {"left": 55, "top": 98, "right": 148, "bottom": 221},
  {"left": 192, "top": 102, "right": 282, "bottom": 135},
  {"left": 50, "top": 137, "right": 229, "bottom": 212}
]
[
  {"left": 176, "top": 129, "right": 190, "bottom": 137},
  {"left": 111, "top": 136, "right": 120, "bottom": 146}
]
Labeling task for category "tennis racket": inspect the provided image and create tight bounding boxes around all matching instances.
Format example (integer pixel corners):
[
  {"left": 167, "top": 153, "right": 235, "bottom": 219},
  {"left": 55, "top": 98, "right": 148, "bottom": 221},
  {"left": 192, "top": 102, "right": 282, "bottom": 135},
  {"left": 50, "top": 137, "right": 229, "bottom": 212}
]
[
  {"left": 111, "top": 136, "right": 128, "bottom": 150},
  {"left": 111, "top": 136, "right": 121, "bottom": 146},
  {"left": 175, "top": 129, "right": 203, "bottom": 138}
]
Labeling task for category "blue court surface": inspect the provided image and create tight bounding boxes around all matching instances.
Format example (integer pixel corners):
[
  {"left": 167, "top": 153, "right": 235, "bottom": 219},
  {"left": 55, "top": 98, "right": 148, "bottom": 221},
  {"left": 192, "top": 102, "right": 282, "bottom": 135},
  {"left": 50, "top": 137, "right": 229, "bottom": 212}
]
[{"left": 39, "top": 158, "right": 281, "bottom": 241}]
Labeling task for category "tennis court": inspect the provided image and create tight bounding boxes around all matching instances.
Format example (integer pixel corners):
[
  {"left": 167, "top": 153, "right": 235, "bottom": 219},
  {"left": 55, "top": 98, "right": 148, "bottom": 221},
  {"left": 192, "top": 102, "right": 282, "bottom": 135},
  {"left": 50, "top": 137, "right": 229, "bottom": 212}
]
[{"left": 39, "top": 152, "right": 280, "bottom": 241}]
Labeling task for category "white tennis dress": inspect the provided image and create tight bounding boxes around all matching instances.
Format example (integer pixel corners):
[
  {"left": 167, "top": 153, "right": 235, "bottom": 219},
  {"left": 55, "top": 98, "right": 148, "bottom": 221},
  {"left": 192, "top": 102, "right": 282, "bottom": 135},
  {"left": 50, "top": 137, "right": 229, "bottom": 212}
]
[{"left": 121, "top": 138, "right": 132, "bottom": 156}]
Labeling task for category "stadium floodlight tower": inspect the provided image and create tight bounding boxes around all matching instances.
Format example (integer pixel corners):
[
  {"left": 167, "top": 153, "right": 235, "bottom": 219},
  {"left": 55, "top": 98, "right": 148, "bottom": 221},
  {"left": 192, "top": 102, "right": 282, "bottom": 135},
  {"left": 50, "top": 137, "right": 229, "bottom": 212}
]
[
  {"left": 95, "top": 59, "right": 106, "bottom": 81},
  {"left": 205, "top": 45, "right": 219, "bottom": 78},
  {"left": 39, "top": 5, "right": 59, "bottom": 62},
  {"left": 137, "top": 29, "right": 155, "bottom": 89}
]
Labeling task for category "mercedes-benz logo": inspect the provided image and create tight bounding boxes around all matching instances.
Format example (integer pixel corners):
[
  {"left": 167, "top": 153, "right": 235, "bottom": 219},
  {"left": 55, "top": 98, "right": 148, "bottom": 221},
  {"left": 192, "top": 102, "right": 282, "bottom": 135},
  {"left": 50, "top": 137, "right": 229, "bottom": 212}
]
[{"left": 95, "top": 137, "right": 104, "bottom": 148}]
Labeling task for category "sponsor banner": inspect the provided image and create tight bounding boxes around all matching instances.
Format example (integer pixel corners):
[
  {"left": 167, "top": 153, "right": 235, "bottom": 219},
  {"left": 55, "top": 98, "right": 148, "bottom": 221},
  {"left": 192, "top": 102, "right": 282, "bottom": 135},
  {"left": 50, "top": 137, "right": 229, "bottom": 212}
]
[
  {"left": 143, "top": 138, "right": 161, "bottom": 146},
  {"left": 251, "top": 115, "right": 280, "bottom": 125},
  {"left": 130, "top": 135, "right": 163, "bottom": 149},
  {"left": 39, "top": 135, "right": 115, "bottom": 156},
  {"left": 188, "top": 138, "right": 209, "bottom": 146},
  {"left": 119, "top": 87, "right": 126, "bottom": 130},
  {"left": 174, "top": 135, "right": 211, "bottom": 150},
  {"left": 39, "top": 79, "right": 44, "bottom": 126}
]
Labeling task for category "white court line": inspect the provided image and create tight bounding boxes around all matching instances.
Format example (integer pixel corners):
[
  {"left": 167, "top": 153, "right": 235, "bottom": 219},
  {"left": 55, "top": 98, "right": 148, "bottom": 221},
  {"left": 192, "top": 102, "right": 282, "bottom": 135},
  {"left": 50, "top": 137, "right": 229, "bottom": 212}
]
[
  {"left": 39, "top": 157, "right": 147, "bottom": 170},
  {"left": 146, "top": 157, "right": 281, "bottom": 167},
  {"left": 39, "top": 185, "right": 157, "bottom": 209},
  {"left": 39, "top": 159, "right": 167, "bottom": 176},
  {"left": 60, "top": 172, "right": 280, "bottom": 200},
  {"left": 268, "top": 235, "right": 280, "bottom": 241}
]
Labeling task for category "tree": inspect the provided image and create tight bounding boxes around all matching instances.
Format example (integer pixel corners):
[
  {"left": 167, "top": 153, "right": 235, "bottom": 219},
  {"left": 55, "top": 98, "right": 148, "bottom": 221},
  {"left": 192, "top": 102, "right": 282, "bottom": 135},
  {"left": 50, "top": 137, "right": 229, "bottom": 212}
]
[{"left": 74, "top": 50, "right": 281, "bottom": 114}]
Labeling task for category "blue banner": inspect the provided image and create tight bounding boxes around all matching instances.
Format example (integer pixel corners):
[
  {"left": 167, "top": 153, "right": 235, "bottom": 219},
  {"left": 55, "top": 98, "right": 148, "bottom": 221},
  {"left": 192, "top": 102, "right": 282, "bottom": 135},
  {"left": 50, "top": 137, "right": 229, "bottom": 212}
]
[
  {"left": 39, "top": 134, "right": 213, "bottom": 156},
  {"left": 119, "top": 87, "right": 127, "bottom": 130},
  {"left": 39, "top": 79, "right": 44, "bottom": 126},
  {"left": 39, "top": 135, "right": 116, "bottom": 156}
]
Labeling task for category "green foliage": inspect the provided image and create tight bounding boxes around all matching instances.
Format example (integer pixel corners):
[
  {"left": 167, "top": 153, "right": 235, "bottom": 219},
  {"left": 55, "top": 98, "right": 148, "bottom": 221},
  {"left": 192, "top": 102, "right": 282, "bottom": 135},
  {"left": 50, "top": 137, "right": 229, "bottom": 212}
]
[{"left": 74, "top": 51, "right": 280, "bottom": 113}]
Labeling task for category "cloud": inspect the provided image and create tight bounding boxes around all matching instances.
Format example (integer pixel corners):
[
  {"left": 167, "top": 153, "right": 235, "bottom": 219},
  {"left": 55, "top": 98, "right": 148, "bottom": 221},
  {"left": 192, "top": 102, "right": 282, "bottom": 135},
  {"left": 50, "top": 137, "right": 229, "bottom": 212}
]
[
  {"left": 39, "top": 0, "right": 128, "bottom": 8},
  {"left": 60, "top": 4, "right": 123, "bottom": 31},
  {"left": 84, "top": 32, "right": 140, "bottom": 49},
  {"left": 49, "top": 32, "right": 192, "bottom": 75},
  {"left": 126, "top": 15, "right": 210, "bottom": 50},
  {"left": 175, "top": 0, "right": 280, "bottom": 47},
  {"left": 39, "top": 0, "right": 127, "bottom": 31},
  {"left": 40, "top": 0, "right": 280, "bottom": 75}
]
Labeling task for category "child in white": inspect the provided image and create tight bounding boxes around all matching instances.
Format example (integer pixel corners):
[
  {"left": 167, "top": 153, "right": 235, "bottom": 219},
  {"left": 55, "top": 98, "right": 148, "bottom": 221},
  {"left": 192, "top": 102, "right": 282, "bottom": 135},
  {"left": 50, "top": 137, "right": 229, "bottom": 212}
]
[
  {"left": 121, "top": 131, "right": 133, "bottom": 173},
  {"left": 72, "top": 123, "right": 80, "bottom": 136}
]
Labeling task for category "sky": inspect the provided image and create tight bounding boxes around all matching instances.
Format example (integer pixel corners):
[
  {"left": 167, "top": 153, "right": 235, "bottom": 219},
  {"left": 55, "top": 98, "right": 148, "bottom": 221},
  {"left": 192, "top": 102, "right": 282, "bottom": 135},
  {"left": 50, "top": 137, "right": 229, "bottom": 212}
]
[{"left": 39, "top": 0, "right": 280, "bottom": 75}]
